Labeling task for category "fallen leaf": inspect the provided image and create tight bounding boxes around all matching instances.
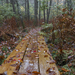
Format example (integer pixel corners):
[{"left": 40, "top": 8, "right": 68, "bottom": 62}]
[
  {"left": 16, "top": 54, "right": 20, "bottom": 58},
  {"left": 46, "top": 68, "right": 56, "bottom": 75},
  {"left": 68, "top": 63, "right": 72, "bottom": 67},
  {"left": 32, "top": 71, "right": 40, "bottom": 74},
  {"left": 49, "top": 60, "right": 56, "bottom": 64},
  {"left": 15, "top": 65, "right": 20, "bottom": 70},
  {"left": 0, "top": 55, "right": 5, "bottom": 59},
  {"left": 13, "top": 71, "right": 17, "bottom": 74},
  {"left": 20, "top": 60, "right": 23, "bottom": 63},
  {"left": 33, "top": 51, "right": 36, "bottom": 53},
  {"left": 61, "top": 68, "right": 70, "bottom": 72},
  {"left": 44, "top": 55, "right": 48, "bottom": 57}
]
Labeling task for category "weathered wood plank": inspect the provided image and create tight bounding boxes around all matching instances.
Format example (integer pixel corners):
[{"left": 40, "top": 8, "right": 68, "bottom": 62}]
[
  {"left": 0, "top": 34, "right": 30, "bottom": 75},
  {"left": 19, "top": 35, "right": 39, "bottom": 74},
  {"left": 38, "top": 36, "right": 60, "bottom": 75}
]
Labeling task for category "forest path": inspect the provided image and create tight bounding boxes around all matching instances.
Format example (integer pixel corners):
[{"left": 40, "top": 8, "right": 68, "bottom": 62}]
[{"left": 0, "top": 28, "right": 60, "bottom": 75}]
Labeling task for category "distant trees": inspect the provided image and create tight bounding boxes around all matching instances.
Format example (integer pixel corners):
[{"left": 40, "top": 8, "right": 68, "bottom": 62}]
[{"left": 0, "top": 0, "right": 74, "bottom": 27}]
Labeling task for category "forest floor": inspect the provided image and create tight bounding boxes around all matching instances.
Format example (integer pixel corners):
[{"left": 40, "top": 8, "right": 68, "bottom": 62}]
[{"left": 0, "top": 15, "right": 75, "bottom": 75}]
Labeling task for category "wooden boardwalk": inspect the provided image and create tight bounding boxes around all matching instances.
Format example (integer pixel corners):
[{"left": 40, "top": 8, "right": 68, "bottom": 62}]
[{"left": 0, "top": 29, "right": 60, "bottom": 75}]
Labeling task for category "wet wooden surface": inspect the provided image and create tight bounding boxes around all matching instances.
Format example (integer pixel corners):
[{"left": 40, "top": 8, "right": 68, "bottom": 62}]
[
  {"left": 0, "top": 34, "right": 30, "bottom": 75},
  {"left": 19, "top": 34, "right": 39, "bottom": 74},
  {"left": 38, "top": 36, "right": 60, "bottom": 75},
  {"left": 0, "top": 29, "right": 60, "bottom": 75}
]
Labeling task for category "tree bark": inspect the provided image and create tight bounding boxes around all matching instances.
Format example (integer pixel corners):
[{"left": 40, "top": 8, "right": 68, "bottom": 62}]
[
  {"left": 10, "top": 0, "right": 16, "bottom": 14},
  {"left": 15, "top": 0, "right": 19, "bottom": 14},
  {"left": 27, "top": 0, "right": 29, "bottom": 21},
  {"left": 47, "top": 0, "right": 52, "bottom": 23},
  {"left": 34, "top": 0, "right": 38, "bottom": 25},
  {"left": 25, "top": 0, "right": 27, "bottom": 19},
  {"left": 43, "top": 9, "right": 45, "bottom": 23},
  {"left": 15, "top": 0, "right": 25, "bottom": 28},
  {"left": 39, "top": 0, "right": 41, "bottom": 22},
  {"left": 57, "top": 0, "right": 59, "bottom": 16},
  {"left": 64, "top": 0, "right": 67, "bottom": 7},
  {"left": 43, "top": 0, "right": 45, "bottom": 23},
  {"left": 6, "top": 0, "right": 9, "bottom": 4},
  {"left": 47, "top": 0, "right": 48, "bottom": 23}
]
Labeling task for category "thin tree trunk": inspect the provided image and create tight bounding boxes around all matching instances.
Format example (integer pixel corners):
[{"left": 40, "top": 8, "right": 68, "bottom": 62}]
[
  {"left": 1, "top": 0, "right": 3, "bottom": 6},
  {"left": 25, "top": 0, "right": 27, "bottom": 19},
  {"left": 47, "top": 0, "right": 52, "bottom": 23},
  {"left": 57, "top": 0, "right": 59, "bottom": 16},
  {"left": 10, "top": 0, "right": 16, "bottom": 14},
  {"left": 64, "top": 0, "right": 67, "bottom": 7},
  {"left": 34, "top": 0, "right": 38, "bottom": 25},
  {"left": 15, "top": 0, "right": 25, "bottom": 28},
  {"left": 66, "top": 0, "right": 72, "bottom": 12},
  {"left": 15, "top": 0, "right": 19, "bottom": 14},
  {"left": 27, "top": 0, "right": 29, "bottom": 21},
  {"left": 39, "top": 0, "right": 41, "bottom": 22},
  {"left": 43, "top": 0, "right": 45, "bottom": 23},
  {"left": 6, "top": 0, "right": 9, "bottom": 4},
  {"left": 47, "top": 0, "right": 48, "bottom": 23},
  {"left": 39, "top": 0, "right": 41, "bottom": 26},
  {"left": 43, "top": 9, "right": 45, "bottom": 23}
]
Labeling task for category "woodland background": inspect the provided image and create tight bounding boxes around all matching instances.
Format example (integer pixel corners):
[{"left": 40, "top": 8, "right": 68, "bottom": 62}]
[{"left": 0, "top": 0, "right": 75, "bottom": 75}]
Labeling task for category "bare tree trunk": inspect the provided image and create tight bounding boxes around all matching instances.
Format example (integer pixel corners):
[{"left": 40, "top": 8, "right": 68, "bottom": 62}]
[
  {"left": 10, "top": 0, "right": 16, "bottom": 14},
  {"left": 57, "top": 0, "right": 59, "bottom": 16},
  {"left": 15, "top": 0, "right": 19, "bottom": 14},
  {"left": 6, "top": 0, "right": 9, "bottom": 4},
  {"left": 43, "top": 0, "right": 45, "bottom": 23},
  {"left": 15, "top": 0, "right": 25, "bottom": 28},
  {"left": 66, "top": 0, "right": 72, "bottom": 12},
  {"left": 47, "top": 0, "right": 48, "bottom": 23},
  {"left": 43, "top": 9, "right": 45, "bottom": 23},
  {"left": 27, "top": 0, "right": 29, "bottom": 21},
  {"left": 1, "top": 0, "right": 3, "bottom": 6},
  {"left": 47, "top": 0, "right": 52, "bottom": 23},
  {"left": 39, "top": 0, "right": 41, "bottom": 26},
  {"left": 34, "top": 0, "right": 38, "bottom": 25},
  {"left": 64, "top": 0, "right": 67, "bottom": 7},
  {"left": 25, "top": 0, "right": 27, "bottom": 19}
]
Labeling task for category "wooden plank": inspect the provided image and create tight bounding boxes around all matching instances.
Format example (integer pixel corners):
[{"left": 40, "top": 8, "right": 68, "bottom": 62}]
[
  {"left": 19, "top": 34, "right": 39, "bottom": 74},
  {"left": 38, "top": 36, "right": 60, "bottom": 75},
  {"left": 0, "top": 34, "right": 30, "bottom": 75}
]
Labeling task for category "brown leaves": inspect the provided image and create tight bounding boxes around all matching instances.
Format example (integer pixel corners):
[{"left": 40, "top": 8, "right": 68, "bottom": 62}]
[
  {"left": 32, "top": 71, "right": 40, "bottom": 75},
  {"left": 15, "top": 65, "right": 20, "bottom": 70},
  {"left": 46, "top": 60, "right": 55, "bottom": 64},
  {"left": 44, "top": 55, "right": 48, "bottom": 57},
  {"left": 0, "top": 55, "right": 5, "bottom": 60},
  {"left": 46, "top": 68, "right": 56, "bottom": 75},
  {"left": 61, "top": 68, "right": 70, "bottom": 72},
  {"left": 68, "top": 63, "right": 72, "bottom": 67},
  {"left": 13, "top": 72, "right": 26, "bottom": 75}
]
